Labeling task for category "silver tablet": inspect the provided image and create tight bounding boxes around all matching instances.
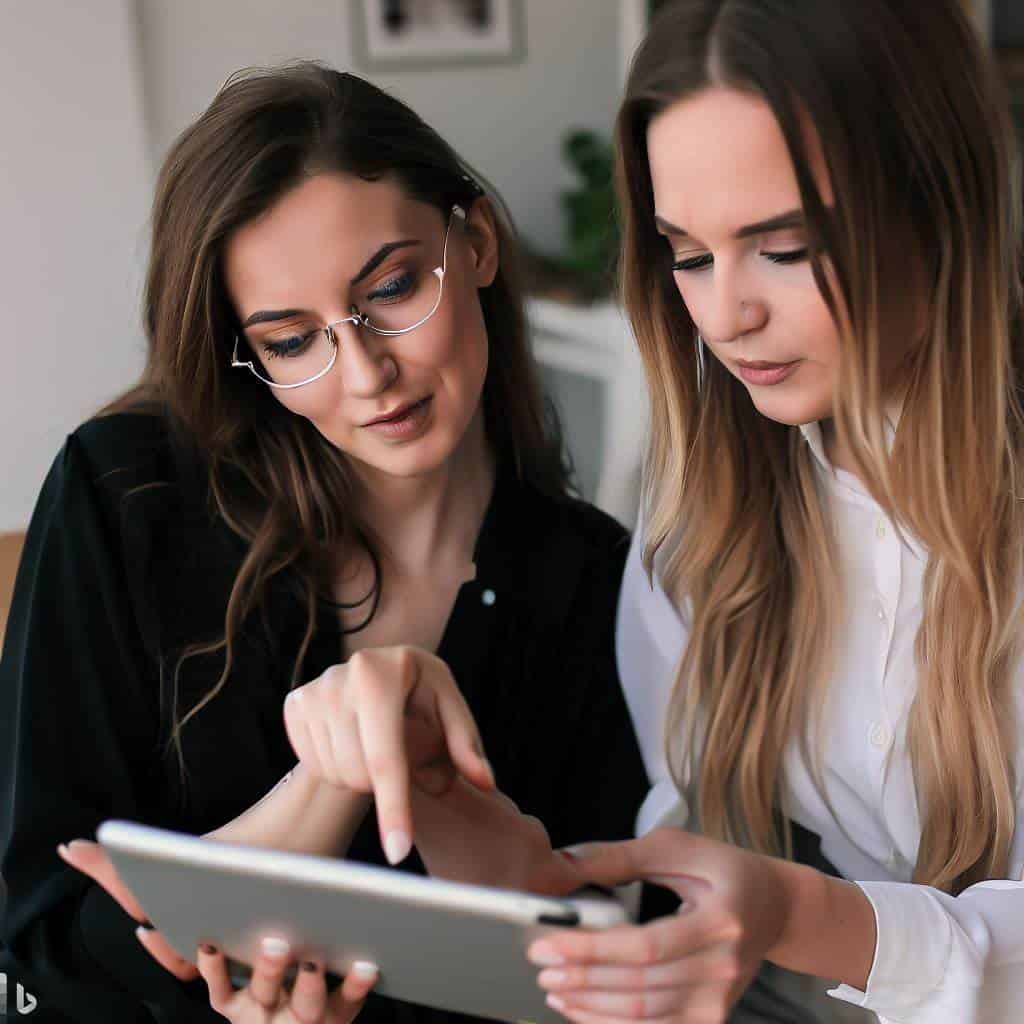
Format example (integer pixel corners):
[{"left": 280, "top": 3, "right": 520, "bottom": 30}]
[{"left": 97, "top": 820, "right": 628, "bottom": 1024}]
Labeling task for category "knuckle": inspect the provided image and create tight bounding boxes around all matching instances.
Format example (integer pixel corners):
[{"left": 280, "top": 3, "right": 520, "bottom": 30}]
[
  {"left": 711, "top": 909, "right": 742, "bottom": 943},
  {"left": 716, "top": 954, "right": 742, "bottom": 983},
  {"left": 393, "top": 645, "right": 418, "bottom": 680},
  {"left": 365, "top": 752, "right": 400, "bottom": 780}
]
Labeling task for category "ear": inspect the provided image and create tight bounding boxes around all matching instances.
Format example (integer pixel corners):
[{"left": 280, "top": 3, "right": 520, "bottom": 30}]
[{"left": 462, "top": 197, "right": 500, "bottom": 289}]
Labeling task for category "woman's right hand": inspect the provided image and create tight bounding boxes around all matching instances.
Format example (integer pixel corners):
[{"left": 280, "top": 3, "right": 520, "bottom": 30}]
[
  {"left": 198, "top": 938, "right": 378, "bottom": 1023},
  {"left": 282, "top": 645, "right": 495, "bottom": 864}
]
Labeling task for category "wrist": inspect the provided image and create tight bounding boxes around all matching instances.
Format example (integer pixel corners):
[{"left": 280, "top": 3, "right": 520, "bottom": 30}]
[
  {"left": 764, "top": 857, "right": 826, "bottom": 967},
  {"left": 766, "top": 858, "right": 876, "bottom": 989}
]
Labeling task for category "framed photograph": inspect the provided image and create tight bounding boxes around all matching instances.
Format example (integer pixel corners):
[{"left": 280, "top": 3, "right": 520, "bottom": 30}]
[{"left": 352, "top": 0, "right": 525, "bottom": 71}]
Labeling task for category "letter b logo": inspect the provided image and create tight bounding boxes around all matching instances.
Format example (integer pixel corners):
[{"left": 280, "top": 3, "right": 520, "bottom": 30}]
[{"left": 0, "top": 973, "right": 37, "bottom": 1015}]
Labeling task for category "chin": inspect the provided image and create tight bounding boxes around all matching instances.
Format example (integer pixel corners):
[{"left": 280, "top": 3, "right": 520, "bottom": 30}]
[
  {"left": 358, "top": 431, "right": 461, "bottom": 480},
  {"left": 749, "top": 391, "right": 830, "bottom": 428}
]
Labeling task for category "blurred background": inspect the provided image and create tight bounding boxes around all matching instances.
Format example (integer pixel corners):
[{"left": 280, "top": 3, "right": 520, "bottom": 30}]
[{"left": 0, "top": 0, "right": 1020, "bottom": 639}]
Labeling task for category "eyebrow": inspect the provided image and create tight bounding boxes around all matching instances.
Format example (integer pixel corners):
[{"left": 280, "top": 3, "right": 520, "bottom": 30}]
[
  {"left": 241, "top": 239, "right": 421, "bottom": 328},
  {"left": 654, "top": 209, "right": 805, "bottom": 242}
]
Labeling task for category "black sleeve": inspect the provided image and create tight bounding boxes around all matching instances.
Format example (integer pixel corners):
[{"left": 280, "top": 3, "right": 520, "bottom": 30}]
[{"left": 0, "top": 434, "right": 223, "bottom": 1023}]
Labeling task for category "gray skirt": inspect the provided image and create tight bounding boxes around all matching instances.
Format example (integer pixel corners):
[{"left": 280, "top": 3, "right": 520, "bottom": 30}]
[{"left": 729, "top": 962, "right": 877, "bottom": 1023}]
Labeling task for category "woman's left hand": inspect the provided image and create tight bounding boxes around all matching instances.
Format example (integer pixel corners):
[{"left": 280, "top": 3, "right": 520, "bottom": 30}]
[
  {"left": 410, "top": 774, "right": 586, "bottom": 896},
  {"left": 57, "top": 838, "right": 200, "bottom": 981},
  {"left": 527, "top": 827, "right": 793, "bottom": 1023}
]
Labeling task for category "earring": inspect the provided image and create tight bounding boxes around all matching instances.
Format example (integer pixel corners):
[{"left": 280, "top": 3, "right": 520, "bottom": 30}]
[{"left": 695, "top": 334, "right": 707, "bottom": 392}]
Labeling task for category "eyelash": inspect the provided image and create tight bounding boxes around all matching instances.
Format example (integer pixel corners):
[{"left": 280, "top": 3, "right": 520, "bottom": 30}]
[
  {"left": 259, "top": 270, "right": 418, "bottom": 358},
  {"left": 368, "top": 271, "right": 414, "bottom": 301},
  {"left": 671, "top": 249, "right": 809, "bottom": 272}
]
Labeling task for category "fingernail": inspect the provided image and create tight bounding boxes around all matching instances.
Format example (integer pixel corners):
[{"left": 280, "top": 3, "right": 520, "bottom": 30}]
[
  {"left": 200, "top": 943, "right": 218, "bottom": 955},
  {"left": 559, "top": 844, "right": 592, "bottom": 861},
  {"left": 528, "top": 943, "right": 565, "bottom": 967},
  {"left": 384, "top": 830, "right": 411, "bottom": 865},
  {"left": 139, "top": 918, "right": 154, "bottom": 930},
  {"left": 352, "top": 960, "right": 379, "bottom": 978},
  {"left": 547, "top": 994, "right": 567, "bottom": 1011},
  {"left": 301, "top": 960, "right": 318, "bottom": 972},
  {"left": 538, "top": 969, "right": 568, "bottom": 988},
  {"left": 261, "top": 936, "right": 291, "bottom": 958},
  {"left": 56, "top": 844, "right": 69, "bottom": 859},
  {"left": 66, "top": 839, "right": 91, "bottom": 852}
]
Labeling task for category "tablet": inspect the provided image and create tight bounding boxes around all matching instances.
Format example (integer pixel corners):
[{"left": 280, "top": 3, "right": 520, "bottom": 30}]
[{"left": 97, "top": 820, "right": 628, "bottom": 1024}]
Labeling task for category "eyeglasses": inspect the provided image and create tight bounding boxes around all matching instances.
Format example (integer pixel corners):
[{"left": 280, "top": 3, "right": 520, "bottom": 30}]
[{"left": 231, "top": 205, "right": 465, "bottom": 389}]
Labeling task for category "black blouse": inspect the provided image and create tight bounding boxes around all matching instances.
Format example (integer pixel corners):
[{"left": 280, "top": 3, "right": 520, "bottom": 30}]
[{"left": 0, "top": 411, "right": 650, "bottom": 1024}]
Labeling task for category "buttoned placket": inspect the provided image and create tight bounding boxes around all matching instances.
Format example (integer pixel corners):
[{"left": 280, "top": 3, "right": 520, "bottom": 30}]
[{"left": 799, "top": 421, "right": 913, "bottom": 875}]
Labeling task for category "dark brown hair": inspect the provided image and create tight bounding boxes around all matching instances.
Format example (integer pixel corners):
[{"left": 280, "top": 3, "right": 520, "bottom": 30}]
[
  {"left": 617, "top": 0, "right": 1023, "bottom": 893},
  {"left": 108, "top": 62, "right": 567, "bottom": 790}
]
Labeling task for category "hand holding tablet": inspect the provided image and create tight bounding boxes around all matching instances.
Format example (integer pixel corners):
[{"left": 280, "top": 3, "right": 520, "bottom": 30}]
[{"left": 96, "top": 820, "right": 630, "bottom": 1024}]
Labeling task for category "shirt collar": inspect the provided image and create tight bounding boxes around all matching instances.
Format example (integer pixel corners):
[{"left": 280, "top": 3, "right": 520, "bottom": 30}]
[{"left": 798, "top": 393, "right": 906, "bottom": 478}]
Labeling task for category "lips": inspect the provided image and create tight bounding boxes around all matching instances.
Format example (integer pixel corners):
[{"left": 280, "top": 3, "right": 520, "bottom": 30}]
[
  {"left": 735, "top": 359, "right": 801, "bottom": 387},
  {"left": 736, "top": 359, "right": 795, "bottom": 370},
  {"left": 361, "top": 397, "right": 430, "bottom": 427}
]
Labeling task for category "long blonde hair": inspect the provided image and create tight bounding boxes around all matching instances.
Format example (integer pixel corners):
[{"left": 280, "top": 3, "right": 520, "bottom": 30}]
[{"left": 616, "top": 0, "right": 1024, "bottom": 893}]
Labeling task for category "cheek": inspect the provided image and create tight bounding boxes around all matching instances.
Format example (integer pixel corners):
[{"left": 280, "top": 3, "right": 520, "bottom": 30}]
[
  {"left": 266, "top": 375, "right": 345, "bottom": 424},
  {"left": 419, "top": 290, "right": 490, "bottom": 404}
]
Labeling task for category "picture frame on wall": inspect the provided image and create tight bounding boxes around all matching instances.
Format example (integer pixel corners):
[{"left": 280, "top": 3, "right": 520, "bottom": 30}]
[{"left": 352, "top": 0, "right": 526, "bottom": 71}]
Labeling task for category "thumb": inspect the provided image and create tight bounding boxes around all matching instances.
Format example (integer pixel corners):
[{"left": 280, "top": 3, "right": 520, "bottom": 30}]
[
  {"left": 558, "top": 829, "right": 704, "bottom": 896},
  {"left": 556, "top": 840, "right": 639, "bottom": 888},
  {"left": 57, "top": 839, "right": 149, "bottom": 923}
]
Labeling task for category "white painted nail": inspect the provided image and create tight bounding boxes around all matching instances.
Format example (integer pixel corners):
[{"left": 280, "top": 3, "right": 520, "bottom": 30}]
[
  {"left": 352, "top": 960, "right": 379, "bottom": 978},
  {"left": 261, "top": 936, "right": 291, "bottom": 958},
  {"left": 384, "top": 830, "right": 412, "bottom": 865}
]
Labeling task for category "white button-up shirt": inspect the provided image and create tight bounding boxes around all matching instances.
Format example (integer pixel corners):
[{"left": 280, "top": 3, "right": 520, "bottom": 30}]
[{"left": 616, "top": 420, "right": 1024, "bottom": 1023}]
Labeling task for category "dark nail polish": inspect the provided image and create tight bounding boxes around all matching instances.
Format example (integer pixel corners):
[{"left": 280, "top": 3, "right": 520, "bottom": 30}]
[
  {"left": 301, "top": 960, "right": 318, "bottom": 972},
  {"left": 200, "top": 943, "right": 218, "bottom": 955}
]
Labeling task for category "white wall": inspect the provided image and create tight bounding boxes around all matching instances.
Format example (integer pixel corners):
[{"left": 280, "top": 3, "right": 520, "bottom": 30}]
[
  {"left": 0, "top": 1, "right": 152, "bottom": 532},
  {"left": 136, "top": 0, "right": 622, "bottom": 255}
]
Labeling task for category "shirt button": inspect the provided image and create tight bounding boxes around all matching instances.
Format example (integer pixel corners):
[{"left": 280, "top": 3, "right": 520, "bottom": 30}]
[
  {"left": 876, "top": 519, "right": 887, "bottom": 539},
  {"left": 481, "top": 588, "right": 496, "bottom": 606},
  {"left": 886, "top": 847, "right": 902, "bottom": 871},
  {"left": 869, "top": 722, "right": 891, "bottom": 749},
  {"left": 875, "top": 600, "right": 886, "bottom": 622}
]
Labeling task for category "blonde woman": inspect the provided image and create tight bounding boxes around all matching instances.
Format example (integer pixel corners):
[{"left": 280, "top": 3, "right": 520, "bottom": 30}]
[{"left": 514, "top": 1, "right": 1024, "bottom": 1022}]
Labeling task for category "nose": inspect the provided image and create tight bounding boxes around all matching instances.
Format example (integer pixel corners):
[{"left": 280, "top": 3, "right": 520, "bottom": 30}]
[
  {"left": 332, "top": 318, "right": 398, "bottom": 397},
  {"left": 700, "top": 270, "right": 768, "bottom": 346}
]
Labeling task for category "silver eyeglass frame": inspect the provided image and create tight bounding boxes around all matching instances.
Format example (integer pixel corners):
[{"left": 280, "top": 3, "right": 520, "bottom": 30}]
[{"left": 231, "top": 204, "right": 466, "bottom": 390}]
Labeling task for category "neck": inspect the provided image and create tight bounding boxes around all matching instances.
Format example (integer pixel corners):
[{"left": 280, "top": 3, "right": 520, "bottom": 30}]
[
  {"left": 819, "top": 418, "right": 858, "bottom": 478},
  {"left": 350, "top": 409, "right": 496, "bottom": 579},
  {"left": 819, "top": 390, "right": 906, "bottom": 481}
]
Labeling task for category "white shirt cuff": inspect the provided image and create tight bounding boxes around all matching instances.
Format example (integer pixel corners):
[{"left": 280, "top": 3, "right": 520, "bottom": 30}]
[{"left": 827, "top": 881, "right": 982, "bottom": 1021}]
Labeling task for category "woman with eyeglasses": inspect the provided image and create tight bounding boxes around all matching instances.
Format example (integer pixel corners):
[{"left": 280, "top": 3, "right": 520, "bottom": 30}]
[
  {"left": 509, "top": 1, "right": 1024, "bottom": 1022},
  {"left": 0, "top": 63, "right": 650, "bottom": 1024}
]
